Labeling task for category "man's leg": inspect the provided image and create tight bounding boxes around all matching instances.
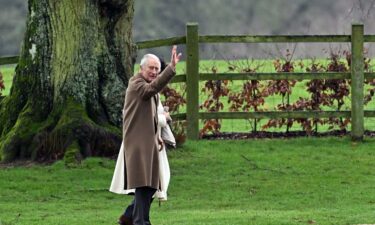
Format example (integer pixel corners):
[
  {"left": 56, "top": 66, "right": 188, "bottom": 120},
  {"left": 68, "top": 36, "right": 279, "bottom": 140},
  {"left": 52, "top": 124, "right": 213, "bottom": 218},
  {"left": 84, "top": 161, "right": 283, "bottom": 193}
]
[{"left": 133, "top": 187, "right": 156, "bottom": 225}]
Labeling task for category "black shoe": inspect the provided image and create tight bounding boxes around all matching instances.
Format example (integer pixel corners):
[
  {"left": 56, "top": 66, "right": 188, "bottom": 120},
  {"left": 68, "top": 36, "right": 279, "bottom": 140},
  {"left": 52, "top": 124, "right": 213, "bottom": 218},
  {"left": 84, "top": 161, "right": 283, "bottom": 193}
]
[{"left": 118, "top": 214, "right": 133, "bottom": 225}]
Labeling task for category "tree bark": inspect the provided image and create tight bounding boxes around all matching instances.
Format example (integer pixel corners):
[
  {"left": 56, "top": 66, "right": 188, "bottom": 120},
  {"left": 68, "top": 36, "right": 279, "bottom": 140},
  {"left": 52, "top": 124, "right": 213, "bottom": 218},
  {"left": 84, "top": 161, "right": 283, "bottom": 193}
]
[{"left": 0, "top": 0, "right": 135, "bottom": 163}]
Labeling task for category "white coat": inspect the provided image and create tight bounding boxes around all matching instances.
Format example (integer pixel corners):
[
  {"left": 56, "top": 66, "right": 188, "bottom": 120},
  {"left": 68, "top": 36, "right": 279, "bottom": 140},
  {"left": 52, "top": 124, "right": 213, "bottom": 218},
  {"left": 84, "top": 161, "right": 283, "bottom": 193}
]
[{"left": 109, "top": 97, "right": 175, "bottom": 201}]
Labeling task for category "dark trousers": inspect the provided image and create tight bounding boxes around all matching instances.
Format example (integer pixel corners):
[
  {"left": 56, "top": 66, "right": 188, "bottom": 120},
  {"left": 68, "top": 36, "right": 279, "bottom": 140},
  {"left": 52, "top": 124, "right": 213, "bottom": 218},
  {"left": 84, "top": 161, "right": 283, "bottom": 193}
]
[{"left": 124, "top": 187, "right": 156, "bottom": 225}]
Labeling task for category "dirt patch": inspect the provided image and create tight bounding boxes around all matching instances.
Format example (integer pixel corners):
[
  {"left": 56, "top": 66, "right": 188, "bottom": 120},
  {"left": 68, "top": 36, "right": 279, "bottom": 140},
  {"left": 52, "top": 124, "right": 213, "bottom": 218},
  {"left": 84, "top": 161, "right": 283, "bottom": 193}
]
[{"left": 0, "top": 160, "right": 52, "bottom": 168}]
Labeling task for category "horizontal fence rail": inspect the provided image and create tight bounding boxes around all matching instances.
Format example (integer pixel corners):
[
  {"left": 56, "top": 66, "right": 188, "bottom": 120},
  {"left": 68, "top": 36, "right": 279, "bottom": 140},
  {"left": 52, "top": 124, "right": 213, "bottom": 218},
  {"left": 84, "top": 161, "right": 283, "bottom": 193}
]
[
  {"left": 171, "top": 110, "right": 375, "bottom": 121},
  {"left": 199, "top": 35, "right": 352, "bottom": 43},
  {"left": 2, "top": 23, "right": 375, "bottom": 141},
  {"left": 0, "top": 56, "right": 19, "bottom": 66},
  {"left": 170, "top": 72, "right": 375, "bottom": 83},
  {"left": 199, "top": 72, "right": 351, "bottom": 80},
  {"left": 136, "top": 36, "right": 186, "bottom": 49}
]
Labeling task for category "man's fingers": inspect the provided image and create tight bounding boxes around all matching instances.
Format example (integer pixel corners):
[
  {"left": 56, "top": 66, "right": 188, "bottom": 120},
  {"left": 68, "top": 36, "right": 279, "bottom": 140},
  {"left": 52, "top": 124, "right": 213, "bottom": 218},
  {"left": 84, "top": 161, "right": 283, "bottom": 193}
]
[
  {"left": 171, "top": 45, "right": 176, "bottom": 63},
  {"left": 174, "top": 53, "right": 182, "bottom": 64},
  {"left": 171, "top": 45, "right": 182, "bottom": 66}
]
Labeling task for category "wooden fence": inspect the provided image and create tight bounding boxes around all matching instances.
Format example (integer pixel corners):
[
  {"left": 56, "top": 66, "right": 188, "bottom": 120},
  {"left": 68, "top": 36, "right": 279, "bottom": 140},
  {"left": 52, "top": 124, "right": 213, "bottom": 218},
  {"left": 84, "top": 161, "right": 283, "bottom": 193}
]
[
  {"left": 138, "top": 23, "right": 375, "bottom": 141},
  {"left": 2, "top": 23, "right": 375, "bottom": 141}
]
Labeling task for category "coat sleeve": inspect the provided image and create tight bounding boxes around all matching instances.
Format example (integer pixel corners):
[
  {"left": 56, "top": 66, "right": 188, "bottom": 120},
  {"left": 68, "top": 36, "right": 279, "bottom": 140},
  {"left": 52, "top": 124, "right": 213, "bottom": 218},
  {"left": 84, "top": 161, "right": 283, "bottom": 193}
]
[{"left": 134, "top": 66, "right": 176, "bottom": 100}]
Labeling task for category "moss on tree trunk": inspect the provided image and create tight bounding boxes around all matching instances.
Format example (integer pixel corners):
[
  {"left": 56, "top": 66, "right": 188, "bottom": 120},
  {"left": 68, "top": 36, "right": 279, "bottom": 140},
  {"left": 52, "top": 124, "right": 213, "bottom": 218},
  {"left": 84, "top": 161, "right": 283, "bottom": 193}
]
[{"left": 0, "top": 0, "right": 134, "bottom": 163}]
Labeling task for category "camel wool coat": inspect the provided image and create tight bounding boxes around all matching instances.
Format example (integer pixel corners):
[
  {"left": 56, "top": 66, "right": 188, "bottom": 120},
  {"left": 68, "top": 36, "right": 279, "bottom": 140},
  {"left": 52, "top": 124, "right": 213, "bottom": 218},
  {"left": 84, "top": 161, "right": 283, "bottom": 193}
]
[
  {"left": 109, "top": 97, "right": 176, "bottom": 201},
  {"left": 122, "top": 65, "right": 175, "bottom": 190}
]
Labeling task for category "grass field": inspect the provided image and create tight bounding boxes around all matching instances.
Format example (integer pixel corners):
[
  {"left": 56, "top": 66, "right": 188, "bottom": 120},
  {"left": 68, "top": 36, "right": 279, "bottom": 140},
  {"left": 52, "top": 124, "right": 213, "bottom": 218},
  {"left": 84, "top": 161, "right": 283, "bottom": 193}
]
[
  {"left": 3, "top": 60, "right": 375, "bottom": 133},
  {"left": 0, "top": 138, "right": 375, "bottom": 225},
  {"left": 0, "top": 65, "right": 15, "bottom": 96},
  {"left": 0, "top": 59, "right": 340, "bottom": 97}
]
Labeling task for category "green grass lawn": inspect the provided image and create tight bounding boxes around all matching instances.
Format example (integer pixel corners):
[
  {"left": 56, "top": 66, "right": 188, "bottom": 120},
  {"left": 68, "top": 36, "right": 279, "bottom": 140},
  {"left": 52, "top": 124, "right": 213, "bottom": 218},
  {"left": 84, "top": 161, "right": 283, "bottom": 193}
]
[
  {"left": 0, "top": 59, "right": 337, "bottom": 97},
  {"left": 1, "top": 138, "right": 375, "bottom": 225},
  {"left": 3, "top": 60, "right": 375, "bottom": 133},
  {"left": 0, "top": 65, "right": 15, "bottom": 96}
]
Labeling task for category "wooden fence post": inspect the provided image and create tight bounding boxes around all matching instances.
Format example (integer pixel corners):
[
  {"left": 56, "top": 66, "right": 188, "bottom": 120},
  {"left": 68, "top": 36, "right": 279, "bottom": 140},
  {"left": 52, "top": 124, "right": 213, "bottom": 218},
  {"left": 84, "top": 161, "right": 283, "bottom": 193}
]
[
  {"left": 351, "top": 24, "right": 364, "bottom": 141},
  {"left": 186, "top": 23, "right": 199, "bottom": 140}
]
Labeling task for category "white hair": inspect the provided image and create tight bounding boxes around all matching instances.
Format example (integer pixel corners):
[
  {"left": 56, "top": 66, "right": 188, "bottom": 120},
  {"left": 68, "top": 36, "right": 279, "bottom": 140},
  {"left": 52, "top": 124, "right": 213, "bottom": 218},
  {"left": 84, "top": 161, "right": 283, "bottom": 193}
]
[{"left": 140, "top": 54, "right": 161, "bottom": 72}]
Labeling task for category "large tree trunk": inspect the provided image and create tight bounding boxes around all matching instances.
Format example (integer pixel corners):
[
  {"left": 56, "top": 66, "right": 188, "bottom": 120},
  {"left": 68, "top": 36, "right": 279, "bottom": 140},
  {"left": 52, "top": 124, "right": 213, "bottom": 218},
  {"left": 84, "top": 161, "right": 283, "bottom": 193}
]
[{"left": 0, "top": 0, "right": 135, "bottom": 163}]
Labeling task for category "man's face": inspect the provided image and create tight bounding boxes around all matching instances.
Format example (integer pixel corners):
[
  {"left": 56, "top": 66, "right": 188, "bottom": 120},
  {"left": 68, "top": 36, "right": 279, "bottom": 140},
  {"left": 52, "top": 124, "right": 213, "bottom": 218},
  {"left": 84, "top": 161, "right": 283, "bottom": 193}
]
[{"left": 140, "top": 58, "right": 160, "bottom": 82}]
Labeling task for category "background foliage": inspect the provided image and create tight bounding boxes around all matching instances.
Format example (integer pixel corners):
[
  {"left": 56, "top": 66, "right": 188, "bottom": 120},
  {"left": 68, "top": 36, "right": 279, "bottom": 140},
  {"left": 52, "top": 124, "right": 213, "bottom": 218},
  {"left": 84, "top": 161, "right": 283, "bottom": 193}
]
[{"left": 1, "top": 0, "right": 375, "bottom": 58}]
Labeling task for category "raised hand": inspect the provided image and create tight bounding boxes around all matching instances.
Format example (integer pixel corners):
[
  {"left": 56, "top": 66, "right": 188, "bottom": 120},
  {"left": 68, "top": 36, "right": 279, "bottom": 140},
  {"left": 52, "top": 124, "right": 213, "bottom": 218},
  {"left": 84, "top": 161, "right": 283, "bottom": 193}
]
[{"left": 170, "top": 45, "right": 182, "bottom": 68}]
